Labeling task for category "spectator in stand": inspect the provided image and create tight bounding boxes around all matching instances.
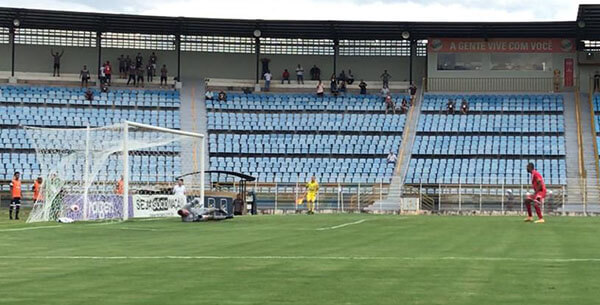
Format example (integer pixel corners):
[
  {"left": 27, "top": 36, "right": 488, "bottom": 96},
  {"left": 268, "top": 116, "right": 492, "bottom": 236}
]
[
  {"left": 316, "top": 80, "right": 324, "bottom": 97},
  {"left": 387, "top": 151, "right": 398, "bottom": 164},
  {"left": 447, "top": 99, "right": 456, "bottom": 114},
  {"left": 310, "top": 64, "right": 321, "bottom": 80},
  {"left": 281, "top": 69, "right": 290, "bottom": 84},
  {"left": 400, "top": 97, "right": 409, "bottom": 114},
  {"left": 160, "top": 65, "right": 168, "bottom": 87},
  {"left": 338, "top": 70, "right": 347, "bottom": 83},
  {"left": 330, "top": 74, "right": 338, "bottom": 94},
  {"left": 98, "top": 64, "right": 106, "bottom": 86},
  {"left": 146, "top": 62, "right": 153, "bottom": 83},
  {"left": 104, "top": 61, "right": 112, "bottom": 86},
  {"left": 385, "top": 95, "right": 396, "bottom": 115},
  {"left": 127, "top": 63, "right": 137, "bottom": 86},
  {"left": 80, "top": 65, "right": 90, "bottom": 88},
  {"left": 205, "top": 88, "right": 215, "bottom": 100},
  {"left": 51, "top": 49, "right": 64, "bottom": 77},
  {"left": 218, "top": 91, "right": 227, "bottom": 101},
  {"left": 84, "top": 88, "right": 94, "bottom": 101},
  {"left": 409, "top": 82, "right": 417, "bottom": 105},
  {"left": 380, "top": 70, "right": 391, "bottom": 88},
  {"left": 264, "top": 70, "right": 272, "bottom": 91},
  {"left": 150, "top": 52, "right": 158, "bottom": 76},
  {"left": 359, "top": 80, "right": 367, "bottom": 95},
  {"left": 100, "top": 81, "right": 109, "bottom": 93},
  {"left": 460, "top": 99, "right": 469, "bottom": 114},
  {"left": 118, "top": 55, "right": 126, "bottom": 79},
  {"left": 135, "top": 52, "right": 143, "bottom": 68},
  {"left": 136, "top": 65, "right": 145, "bottom": 87},
  {"left": 594, "top": 71, "right": 600, "bottom": 92},
  {"left": 125, "top": 55, "right": 132, "bottom": 75},
  {"left": 339, "top": 80, "right": 347, "bottom": 94},
  {"left": 347, "top": 70, "right": 355, "bottom": 85},
  {"left": 381, "top": 85, "right": 390, "bottom": 101},
  {"left": 296, "top": 64, "right": 304, "bottom": 84}
]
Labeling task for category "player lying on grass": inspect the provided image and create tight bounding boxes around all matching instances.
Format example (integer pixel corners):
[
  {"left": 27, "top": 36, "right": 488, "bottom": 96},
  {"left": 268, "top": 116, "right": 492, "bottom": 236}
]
[
  {"left": 524, "top": 162, "right": 545, "bottom": 224},
  {"left": 177, "top": 198, "right": 232, "bottom": 222}
]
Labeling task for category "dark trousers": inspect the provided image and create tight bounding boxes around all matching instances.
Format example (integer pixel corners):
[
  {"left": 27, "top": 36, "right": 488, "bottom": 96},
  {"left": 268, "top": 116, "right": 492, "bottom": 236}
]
[
  {"left": 127, "top": 74, "right": 136, "bottom": 85},
  {"left": 53, "top": 63, "right": 60, "bottom": 76},
  {"left": 160, "top": 76, "right": 167, "bottom": 86},
  {"left": 297, "top": 75, "right": 304, "bottom": 84},
  {"left": 281, "top": 77, "right": 290, "bottom": 84},
  {"left": 147, "top": 72, "right": 153, "bottom": 83},
  {"left": 9, "top": 198, "right": 21, "bottom": 219}
]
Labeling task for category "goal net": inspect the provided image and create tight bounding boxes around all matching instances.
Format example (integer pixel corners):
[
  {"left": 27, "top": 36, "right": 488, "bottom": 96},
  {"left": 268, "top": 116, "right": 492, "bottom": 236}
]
[{"left": 24, "top": 121, "right": 205, "bottom": 223}]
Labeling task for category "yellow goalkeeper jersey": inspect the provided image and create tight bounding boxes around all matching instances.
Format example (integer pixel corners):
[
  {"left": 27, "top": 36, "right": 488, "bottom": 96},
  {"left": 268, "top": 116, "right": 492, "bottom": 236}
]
[{"left": 306, "top": 181, "right": 319, "bottom": 194}]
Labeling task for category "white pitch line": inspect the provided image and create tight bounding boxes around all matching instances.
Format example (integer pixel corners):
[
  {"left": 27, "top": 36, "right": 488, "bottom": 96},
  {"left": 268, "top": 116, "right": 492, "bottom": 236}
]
[
  {"left": 0, "top": 225, "right": 62, "bottom": 232},
  {"left": 117, "top": 227, "right": 159, "bottom": 231},
  {"left": 0, "top": 255, "right": 599, "bottom": 263},
  {"left": 316, "top": 219, "right": 367, "bottom": 231}
]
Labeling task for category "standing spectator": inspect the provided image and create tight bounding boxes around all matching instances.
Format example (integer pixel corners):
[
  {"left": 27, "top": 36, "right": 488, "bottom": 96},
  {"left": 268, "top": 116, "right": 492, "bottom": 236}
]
[
  {"left": 125, "top": 55, "right": 132, "bottom": 74},
  {"left": 338, "top": 70, "right": 347, "bottom": 83},
  {"left": 387, "top": 151, "right": 398, "bottom": 164},
  {"left": 409, "top": 82, "right": 417, "bottom": 105},
  {"left": 380, "top": 85, "right": 390, "bottom": 101},
  {"left": 160, "top": 65, "right": 168, "bottom": 87},
  {"left": 281, "top": 69, "right": 290, "bottom": 84},
  {"left": 347, "top": 70, "right": 355, "bottom": 85},
  {"left": 296, "top": 64, "right": 304, "bottom": 84},
  {"left": 329, "top": 73, "right": 338, "bottom": 94},
  {"left": 104, "top": 61, "right": 112, "bottom": 86},
  {"left": 205, "top": 88, "right": 215, "bottom": 100},
  {"left": 80, "top": 65, "right": 90, "bottom": 88},
  {"left": 118, "top": 55, "right": 126, "bottom": 79},
  {"left": 310, "top": 64, "right": 321, "bottom": 80},
  {"left": 173, "top": 178, "right": 186, "bottom": 197},
  {"left": 233, "top": 193, "right": 245, "bottom": 215},
  {"left": 380, "top": 70, "right": 391, "bottom": 88},
  {"left": 127, "top": 63, "right": 137, "bottom": 86},
  {"left": 385, "top": 95, "right": 396, "bottom": 115},
  {"left": 261, "top": 58, "right": 271, "bottom": 79},
  {"left": 150, "top": 52, "right": 158, "bottom": 76},
  {"left": 460, "top": 99, "right": 469, "bottom": 114},
  {"left": 146, "top": 62, "right": 153, "bottom": 83},
  {"left": 339, "top": 80, "right": 347, "bottom": 94},
  {"left": 9, "top": 171, "right": 22, "bottom": 220},
  {"left": 594, "top": 71, "right": 600, "bottom": 92},
  {"left": 136, "top": 65, "right": 145, "bottom": 87},
  {"left": 135, "top": 52, "right": 143, "bottom": 68},
  {"left": 98, "top": 64, "right": 106, "bottom": 85},
  {"left": 447, "top": 99, "right": 456, "bottom": 114},
  {"left": 264, "top": 70, "right": 272, "bottom": 91},
  {"left": 316, "top": 80, "right": 324, "bottom": 97},
  {"left": 51, "top": 49, "right": 64, "bottom": 77},
  {"left": 359, "top": 80, "right": 367, "bottom": 95}
]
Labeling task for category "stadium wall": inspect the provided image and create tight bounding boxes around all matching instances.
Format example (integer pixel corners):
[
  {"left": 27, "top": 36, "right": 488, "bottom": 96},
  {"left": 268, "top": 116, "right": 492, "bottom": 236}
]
[{"left": 1, "top": 44, "right": 426, "bottom": 81}]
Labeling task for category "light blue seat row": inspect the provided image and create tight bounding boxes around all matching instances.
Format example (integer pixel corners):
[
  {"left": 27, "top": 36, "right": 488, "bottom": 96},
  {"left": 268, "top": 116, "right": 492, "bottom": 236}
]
[
  {"left": 412, "top": 135, "right": 565, "bottom": 156},
  {"left": 417, "top": 114, "right": 564, "bottom": 133},
  {"left": 422, "top": 94, "right": 564, "bottom": 112}
]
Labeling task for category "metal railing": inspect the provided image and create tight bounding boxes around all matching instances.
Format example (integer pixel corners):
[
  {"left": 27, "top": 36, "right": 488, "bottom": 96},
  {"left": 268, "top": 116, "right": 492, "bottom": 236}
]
[{"left": 427, "top": 77, "right": 576, "bottom": 92}]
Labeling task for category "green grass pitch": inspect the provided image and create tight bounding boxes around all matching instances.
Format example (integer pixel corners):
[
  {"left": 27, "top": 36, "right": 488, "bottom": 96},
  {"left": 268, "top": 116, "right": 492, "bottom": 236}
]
[{"left": 1, "top": 210, "right": 600, "bottom": 305}]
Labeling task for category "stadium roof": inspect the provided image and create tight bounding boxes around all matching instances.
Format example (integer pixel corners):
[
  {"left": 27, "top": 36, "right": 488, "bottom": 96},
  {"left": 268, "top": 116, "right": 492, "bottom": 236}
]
[{"left": 0, "top": 6, "right": 596, "bottom": 40}]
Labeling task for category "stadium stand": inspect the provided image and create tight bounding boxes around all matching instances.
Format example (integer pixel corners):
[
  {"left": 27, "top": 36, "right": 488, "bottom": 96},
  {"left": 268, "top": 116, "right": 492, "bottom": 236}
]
[
  {"left": 405, "top": 94, "right": 567, "bottom": 185},
  {"left": 206, "top": 93, "right": 408, "bottom": 183},
  {"left": 0, "top": 85, "right": 182, "bottom": 185}
]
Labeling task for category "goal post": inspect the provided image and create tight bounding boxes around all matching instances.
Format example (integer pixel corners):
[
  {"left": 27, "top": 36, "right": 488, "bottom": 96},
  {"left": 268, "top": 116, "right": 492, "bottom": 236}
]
[{"left": 24, "top": 121, "right": 205, "bottom": 223}]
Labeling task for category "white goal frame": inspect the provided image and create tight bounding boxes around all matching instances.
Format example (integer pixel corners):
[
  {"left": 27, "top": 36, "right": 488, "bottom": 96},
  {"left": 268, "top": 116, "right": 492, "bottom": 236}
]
[{"left": 122, "top": 121, "right": 205, "bottom": 220}]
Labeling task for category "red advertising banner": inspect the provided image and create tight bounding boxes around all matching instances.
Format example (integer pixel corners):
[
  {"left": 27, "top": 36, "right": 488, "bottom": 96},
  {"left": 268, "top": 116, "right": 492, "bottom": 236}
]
[
  {"left": 428, "top": 38, "right": 575, "bottom": 53},
  {"left": 564, "top": 58, "right": 574, "bottom": 87}
]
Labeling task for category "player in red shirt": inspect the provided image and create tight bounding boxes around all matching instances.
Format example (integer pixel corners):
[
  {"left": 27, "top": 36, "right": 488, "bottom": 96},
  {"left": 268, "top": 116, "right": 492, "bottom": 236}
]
[{"left": 525, "top": 163, "right": 545, "bottom": 223}]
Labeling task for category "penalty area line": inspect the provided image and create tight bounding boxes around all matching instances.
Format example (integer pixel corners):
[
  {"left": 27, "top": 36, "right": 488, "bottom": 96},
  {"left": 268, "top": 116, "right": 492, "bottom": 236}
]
[
  {"left": 316, "top": 219, "right": 367, "bottom": 231},
  {"left": 0, "top": 225, "right": 62, "bottom": 232},
  {"left": 0, "top": 255, "right": 599, "bottom": 263}
]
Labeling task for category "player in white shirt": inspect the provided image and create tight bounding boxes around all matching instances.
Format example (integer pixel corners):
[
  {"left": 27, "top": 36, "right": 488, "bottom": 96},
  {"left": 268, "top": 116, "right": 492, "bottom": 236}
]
[{"left": 173, "top": 178, "right": 186, "bottom": 196}]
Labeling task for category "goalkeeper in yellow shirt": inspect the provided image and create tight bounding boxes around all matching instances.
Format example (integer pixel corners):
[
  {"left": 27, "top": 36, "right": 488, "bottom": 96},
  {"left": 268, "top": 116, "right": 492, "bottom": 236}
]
[{"left": 304, "top": 176, "right": 319, "bottom": 214}]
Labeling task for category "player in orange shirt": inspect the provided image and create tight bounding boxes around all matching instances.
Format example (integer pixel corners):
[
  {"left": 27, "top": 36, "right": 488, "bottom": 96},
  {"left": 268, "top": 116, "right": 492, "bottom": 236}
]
[
  {"left": 32, "top": 176, "right": 44, "bottom": 204},
  {"left": 9, "top": 172, "right": 22, "bottom": 220},
  {"left": 115, "top": 176, "right": 124, "bottom": 195}
]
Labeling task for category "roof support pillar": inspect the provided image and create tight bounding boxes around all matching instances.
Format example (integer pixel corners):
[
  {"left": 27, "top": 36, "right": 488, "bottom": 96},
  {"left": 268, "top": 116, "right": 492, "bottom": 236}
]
[
  {"left": 97, "top": 32, "right": 102, "bottom": 80},
  {"left": 10, "top": 26, "right": 15, "bottom": 77},
  {"left": 409, "top": 39, "right": 415, "bottom": 85},
  {"left": 333, "top": 39, "right": 339, "bottom": 77},
  {"left": 255, "top": 37, "right": 260, "bottom": 84},
  {"left": 176, "top": 34, "right": 181, "bottom": 82}
]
